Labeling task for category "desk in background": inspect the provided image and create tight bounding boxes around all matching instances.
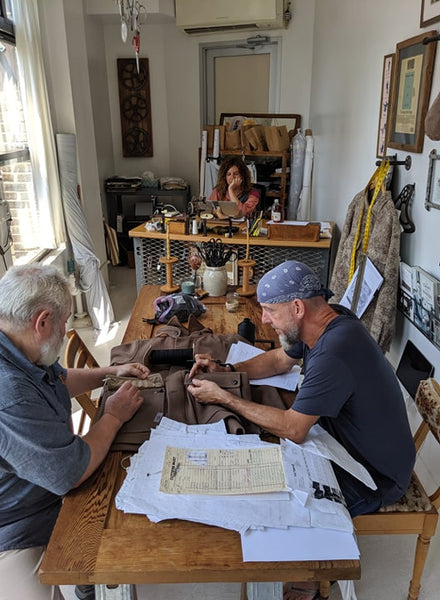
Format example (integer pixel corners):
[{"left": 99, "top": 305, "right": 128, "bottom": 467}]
[
  {"left": 40, "top": 285, "right": 359, "bottom": 599},
  {"left": 129, "top": 223, "right": 334, "bottom": 294},
  {"left": 105, "top": 184, "right": 190, "bottom": 265}
]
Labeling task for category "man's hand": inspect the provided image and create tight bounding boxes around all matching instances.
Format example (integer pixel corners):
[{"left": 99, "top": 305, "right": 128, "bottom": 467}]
[
  {"left": 103, "top": 381, "right": 143, "bottom": 426},
  {"left": 112, "top": 362, "right": 150, "bottom": 378},
  {"left": 187, "top": 378, "right": 229, "bottom": 406},
  {"left": 188, "top": 353, "right": 226, "bottom": 378}
]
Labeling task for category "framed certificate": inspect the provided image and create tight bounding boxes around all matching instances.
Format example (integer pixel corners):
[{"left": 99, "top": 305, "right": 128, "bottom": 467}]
[{"left": 388, "top": 32, "right": 437, "bottom": 153}]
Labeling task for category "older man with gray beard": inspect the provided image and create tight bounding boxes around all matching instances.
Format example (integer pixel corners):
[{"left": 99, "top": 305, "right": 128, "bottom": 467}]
[{"left": 0, "top": 264, "right": 150, "bottom": 600}]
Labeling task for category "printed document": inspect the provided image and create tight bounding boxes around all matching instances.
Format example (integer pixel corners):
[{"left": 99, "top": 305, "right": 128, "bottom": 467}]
[{"left": 160, "top": 445, "right": 287, "bottom": 495}]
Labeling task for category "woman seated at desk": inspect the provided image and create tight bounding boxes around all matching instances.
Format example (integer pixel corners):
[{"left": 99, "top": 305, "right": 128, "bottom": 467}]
[{"left": 209, "top": 156, "right": 259, "bottom": 218}]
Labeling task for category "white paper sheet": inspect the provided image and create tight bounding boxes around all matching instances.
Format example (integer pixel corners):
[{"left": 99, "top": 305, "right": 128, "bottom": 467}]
[
  {"left": 340, "top": 257, "right": 383, "bottom": 318},
  {"left": 241, "top": 526, "right": 359, "bottom": 561},
  {"left": 226, "top": 341, "right": 301, "bottom": 391},
  {"left": 294, "top": 424, "right": 377, "bottom": 490},
  {"left": 115, "top": 420, "right": 354, "bottom": 535}
]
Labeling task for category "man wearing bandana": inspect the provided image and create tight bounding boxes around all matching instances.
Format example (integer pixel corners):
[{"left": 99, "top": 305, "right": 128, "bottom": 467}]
[{"left": 188, "top": 260, "right": 415, "bottom": 600}]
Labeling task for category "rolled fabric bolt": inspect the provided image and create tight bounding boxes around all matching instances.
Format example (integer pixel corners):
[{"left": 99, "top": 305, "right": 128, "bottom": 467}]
[{"left": 213, "top": 128, "right": 220, "bottom": 158}]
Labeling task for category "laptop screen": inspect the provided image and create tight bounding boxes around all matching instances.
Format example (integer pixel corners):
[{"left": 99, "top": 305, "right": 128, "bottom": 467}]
[{"left": 396, "top": 340, "right": 434, "bottom": 398}]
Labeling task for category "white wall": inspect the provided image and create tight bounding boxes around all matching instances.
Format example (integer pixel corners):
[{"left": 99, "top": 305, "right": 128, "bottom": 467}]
[
  {"left": 90, "top": 1, "right": 316, "bottom": 193},
  {"left": 310, "top": 0, "right": 440, "bottom": 373}
]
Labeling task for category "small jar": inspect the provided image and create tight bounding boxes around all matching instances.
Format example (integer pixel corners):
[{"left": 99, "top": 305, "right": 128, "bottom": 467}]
[{"left": 225, "top": 292, "right": 239, "bottom": 312}]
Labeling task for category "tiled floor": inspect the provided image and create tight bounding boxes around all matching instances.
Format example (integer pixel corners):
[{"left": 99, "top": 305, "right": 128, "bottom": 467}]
[{"left": 61, "top": 265, "right": 440, "bottom": 600}]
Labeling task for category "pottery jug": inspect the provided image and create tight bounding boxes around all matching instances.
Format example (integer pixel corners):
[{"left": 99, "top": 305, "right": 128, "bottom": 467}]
[{"left": 203, "top": 266, "right": 228, "bottom": 297}]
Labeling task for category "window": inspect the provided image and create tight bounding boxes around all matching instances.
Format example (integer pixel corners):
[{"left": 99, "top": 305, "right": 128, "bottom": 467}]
[{"left": 0, "top": 0, "right": 53, "bottom": 264}]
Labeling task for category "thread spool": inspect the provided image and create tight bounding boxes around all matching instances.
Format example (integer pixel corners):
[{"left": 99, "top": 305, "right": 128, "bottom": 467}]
[{"left": 181, "top": 280, "right": 195, "bottom": 295}]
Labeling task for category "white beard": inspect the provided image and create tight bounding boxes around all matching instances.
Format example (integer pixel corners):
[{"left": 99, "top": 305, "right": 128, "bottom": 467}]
[{"left": 39, "top": 331, "right": 64, "bottom": 367}]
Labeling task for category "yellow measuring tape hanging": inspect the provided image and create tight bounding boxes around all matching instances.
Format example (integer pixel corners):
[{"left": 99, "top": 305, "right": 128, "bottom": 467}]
[{"left": 348, "top": 160, "right": 390, "bottom": 283}]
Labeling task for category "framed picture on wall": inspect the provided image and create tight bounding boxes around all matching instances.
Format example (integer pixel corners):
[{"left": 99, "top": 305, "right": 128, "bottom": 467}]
[
  {"left": 388, "top": 31, "right": 437, "bottom": 153},
  {"left": 376, "top": 53, "right": 395, "bottom": 158},
  {"left": 420, "top": 0, "right": 440, "bottom": 27}
]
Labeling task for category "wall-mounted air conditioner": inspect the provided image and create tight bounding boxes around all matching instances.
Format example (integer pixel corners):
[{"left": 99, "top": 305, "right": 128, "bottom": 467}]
[{"left": 175, "top": 0, "right": 289, "bottom": 35}]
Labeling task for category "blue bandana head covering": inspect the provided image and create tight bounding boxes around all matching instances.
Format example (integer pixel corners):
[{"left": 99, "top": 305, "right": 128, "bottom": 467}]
[{"left": 257, "top": 260, "right": 334, "bottom": 304}]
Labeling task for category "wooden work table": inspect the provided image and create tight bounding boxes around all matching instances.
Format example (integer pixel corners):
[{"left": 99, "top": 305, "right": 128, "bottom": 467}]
[{"left": 39, "top": 285, "right": 359, "bottom": 599}]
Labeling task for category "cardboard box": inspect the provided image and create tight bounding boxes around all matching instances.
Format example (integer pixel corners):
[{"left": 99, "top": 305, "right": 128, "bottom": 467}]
[{"left": 267, "top": 222, "right": 320, "bottom": 241}]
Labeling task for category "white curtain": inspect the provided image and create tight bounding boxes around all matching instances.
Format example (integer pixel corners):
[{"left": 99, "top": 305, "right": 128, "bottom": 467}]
[
  {"left": 10, "top": 0, "right": 66, "bottom": 247},
  {"left": 56, "top": 133, "right": 114, "bottom": 333}
]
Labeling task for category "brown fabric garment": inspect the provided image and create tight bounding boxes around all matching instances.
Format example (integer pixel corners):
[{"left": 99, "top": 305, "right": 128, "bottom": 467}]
[
  {"left": 110, "top": 321, "right": 246, "bottom": 369},
  {"left": 100, "top": 322, "right": 290, "bottom": 451},
  {"left": 167, "top": 370, "right": 255, "bottom": 435},
  {"left": 425, "top": 91, "right": 440, "bottom": 140}
]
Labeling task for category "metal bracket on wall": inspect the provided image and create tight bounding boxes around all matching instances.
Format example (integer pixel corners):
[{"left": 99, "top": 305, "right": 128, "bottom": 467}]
[
  {"left": 375, "top": 155, "right": 412, "bottom": 170},
  {"left": 425, "top": 149, "right": 440, "bottom": 211}
]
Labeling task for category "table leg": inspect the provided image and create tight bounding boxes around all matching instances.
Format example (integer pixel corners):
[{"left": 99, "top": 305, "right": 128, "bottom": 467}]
[
  {"left": 95, "top": 584, "right": 137, "bottom": 600},
  {"left": 246, "top": 582, "right": 283, "bottom": 599}
]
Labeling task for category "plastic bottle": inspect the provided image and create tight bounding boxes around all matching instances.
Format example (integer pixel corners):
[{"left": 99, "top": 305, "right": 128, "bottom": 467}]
[{"left": 287, "top": 128, "right": 306, "bottom": 220}]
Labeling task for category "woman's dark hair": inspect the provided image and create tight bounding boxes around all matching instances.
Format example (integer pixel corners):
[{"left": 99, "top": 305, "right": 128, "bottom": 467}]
[{"left": 215, "top": 156, "right": 252, "bottom": 199}]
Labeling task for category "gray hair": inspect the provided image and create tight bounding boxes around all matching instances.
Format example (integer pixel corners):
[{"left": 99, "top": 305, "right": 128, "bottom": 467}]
[{"left": 0, "top": 264, "right": 71, "bottom": 329}]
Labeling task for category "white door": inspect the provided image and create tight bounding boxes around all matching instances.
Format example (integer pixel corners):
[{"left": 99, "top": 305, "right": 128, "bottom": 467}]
[{"left": 201, "top": 38, "right": 281, "bottom": 125}]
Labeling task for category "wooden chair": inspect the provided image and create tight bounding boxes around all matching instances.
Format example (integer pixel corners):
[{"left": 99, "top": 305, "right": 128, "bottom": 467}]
[
  {"left": 64, "top": 328, "right": 100, "bottom": 435},
  {"left": 320, "top": 377, "right": 440, "bottom": 600}
]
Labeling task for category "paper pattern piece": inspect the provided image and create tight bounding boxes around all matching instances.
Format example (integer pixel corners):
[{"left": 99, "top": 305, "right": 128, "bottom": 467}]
[
  {"left": 116, "top": 418, "right": 357, "bottom": 535},
  {"left": 160, "top": 445, "right": 287, "bottom": 495},
  {"left": 226, "top": 341, "right": 301, "bottom": 391},
  {"left": 340, "top": 256, "right": 383, "bottom": 317}
]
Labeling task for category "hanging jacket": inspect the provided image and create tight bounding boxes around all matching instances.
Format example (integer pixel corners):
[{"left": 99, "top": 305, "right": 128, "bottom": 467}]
[{"left": 330, "top": 189, "right": 400, "bottom": 352}]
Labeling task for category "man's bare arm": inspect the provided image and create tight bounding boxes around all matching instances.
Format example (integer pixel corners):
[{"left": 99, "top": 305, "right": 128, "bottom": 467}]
[
  {"left": 189, "top": 346, "right": 299, "bottom": 379},
  {"left": 187, "top": 378, "right": 317, "bottom": 443}
]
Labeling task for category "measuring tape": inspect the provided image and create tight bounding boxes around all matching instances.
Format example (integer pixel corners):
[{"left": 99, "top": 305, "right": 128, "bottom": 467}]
[{"left": 348, "top": 160, "right": 389, "bottom": 283}]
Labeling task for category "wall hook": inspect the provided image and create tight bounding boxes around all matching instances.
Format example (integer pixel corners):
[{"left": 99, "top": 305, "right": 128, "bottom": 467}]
[{"left": 375, "top": 155, "right": 412, "bottom": 170}]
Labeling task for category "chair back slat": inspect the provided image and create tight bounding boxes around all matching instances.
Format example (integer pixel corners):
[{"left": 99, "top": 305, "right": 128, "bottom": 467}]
[
  {"left": 64, "top": 329, "right": 100, "bottom": 433},
  {"left": 415, "top": 378, "right": 440, "bottom": 445}
]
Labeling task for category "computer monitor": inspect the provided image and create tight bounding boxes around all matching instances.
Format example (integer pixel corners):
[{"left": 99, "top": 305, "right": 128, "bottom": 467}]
[{"left": 396, "top": 340, "right": 434, "bottom": 398}]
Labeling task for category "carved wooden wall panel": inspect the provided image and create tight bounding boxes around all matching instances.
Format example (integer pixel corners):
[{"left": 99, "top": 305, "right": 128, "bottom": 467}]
[{"left": 117, "top": 58, "right": 153, "bottom": 157}]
